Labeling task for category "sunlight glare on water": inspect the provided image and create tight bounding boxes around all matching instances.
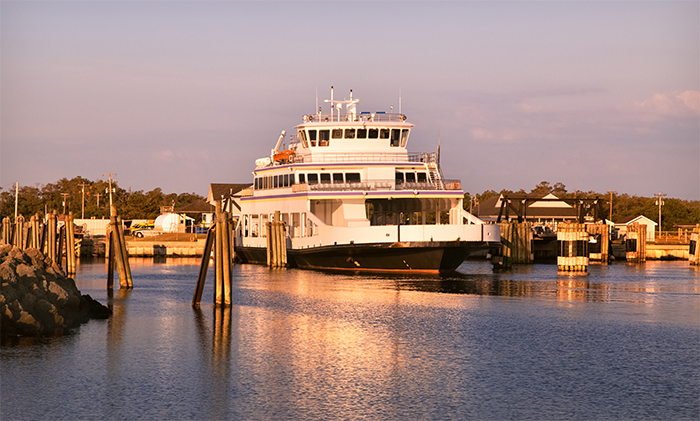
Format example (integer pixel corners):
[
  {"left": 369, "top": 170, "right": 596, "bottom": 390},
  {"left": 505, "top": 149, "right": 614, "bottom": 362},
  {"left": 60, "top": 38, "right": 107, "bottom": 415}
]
[{"left": 1, "top": 258, "right": 698, "bottom": 420}]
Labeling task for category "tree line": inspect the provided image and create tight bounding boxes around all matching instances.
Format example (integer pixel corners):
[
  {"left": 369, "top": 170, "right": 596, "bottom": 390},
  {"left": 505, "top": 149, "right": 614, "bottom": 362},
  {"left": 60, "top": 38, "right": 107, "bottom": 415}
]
[
  {"left": 463, "top": 181, "right": 699, "bottom": 231},
  {"left": 0, "top": 176, "right": 205, "bottom": 221},
  {"left": 1, "top": 178, "right": 697, "bottom": 231}
]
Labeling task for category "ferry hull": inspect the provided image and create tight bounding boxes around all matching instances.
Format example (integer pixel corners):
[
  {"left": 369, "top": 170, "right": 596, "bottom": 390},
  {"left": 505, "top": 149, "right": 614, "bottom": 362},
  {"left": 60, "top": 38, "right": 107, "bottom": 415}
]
[{"left": 235, "top": 241, "right": 494, "bottom": 273}]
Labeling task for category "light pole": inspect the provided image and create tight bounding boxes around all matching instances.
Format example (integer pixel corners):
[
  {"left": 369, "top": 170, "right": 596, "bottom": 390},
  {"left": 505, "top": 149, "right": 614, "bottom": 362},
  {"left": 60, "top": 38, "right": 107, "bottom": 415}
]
[
  {"left": 103, "top": 173, "right": 117, "bottom": 216},
  {"left": 607, "top": 190, "right": 616, "bottom": 222},
  {"left": 655, "top": 192, "right": 666, "bottom": 233},
  {"left": 61, "top": 193, "right": 69, "bottom": 215},
  {"left": 78, "top": 183, "right": 87, "bottom": 219}
]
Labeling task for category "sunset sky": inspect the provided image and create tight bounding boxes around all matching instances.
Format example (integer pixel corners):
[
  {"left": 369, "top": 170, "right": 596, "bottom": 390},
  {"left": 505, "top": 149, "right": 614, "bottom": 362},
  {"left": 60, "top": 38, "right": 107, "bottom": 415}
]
[{"left": 2, "top": 1, "right": 698, "bottom": 200}]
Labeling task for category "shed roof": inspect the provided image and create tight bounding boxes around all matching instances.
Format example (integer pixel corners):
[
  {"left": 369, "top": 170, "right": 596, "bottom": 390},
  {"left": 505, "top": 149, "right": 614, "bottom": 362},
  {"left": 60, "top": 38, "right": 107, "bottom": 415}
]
[{"left": 207, "top": 183, "right": 251, "bottom": 204}]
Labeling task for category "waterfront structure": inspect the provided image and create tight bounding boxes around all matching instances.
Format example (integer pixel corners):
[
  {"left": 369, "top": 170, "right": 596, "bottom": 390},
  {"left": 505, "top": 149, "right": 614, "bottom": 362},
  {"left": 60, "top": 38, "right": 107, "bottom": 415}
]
[
  {"left": 233, "top": 88, "right": 499, "bottom": 272},
  {"left": 477, "top": 193, "right": 582, "bottom": 224},
  {"left": 615, "top": 215, "right": 657, "bottom": 242}
]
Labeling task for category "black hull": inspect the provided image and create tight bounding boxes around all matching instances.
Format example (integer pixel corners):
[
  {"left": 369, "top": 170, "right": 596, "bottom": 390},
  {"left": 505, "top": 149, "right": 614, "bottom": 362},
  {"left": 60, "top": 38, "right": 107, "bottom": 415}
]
[{"left": 235, "top": 241, "right": 494, "bottom": 273}]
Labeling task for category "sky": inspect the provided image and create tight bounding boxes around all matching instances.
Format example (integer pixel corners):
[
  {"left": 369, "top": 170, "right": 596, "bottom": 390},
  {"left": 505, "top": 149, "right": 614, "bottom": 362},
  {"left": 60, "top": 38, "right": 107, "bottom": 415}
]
[{"left": 1, "top": 1, "right": 698, "bottom": 200}]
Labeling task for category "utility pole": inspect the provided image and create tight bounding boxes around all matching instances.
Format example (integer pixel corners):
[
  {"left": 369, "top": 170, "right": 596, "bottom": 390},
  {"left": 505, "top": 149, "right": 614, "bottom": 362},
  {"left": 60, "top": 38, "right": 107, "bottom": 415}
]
[
  {"left": 655, "top": 192, "right": 666, "bottom": 232},
  {"left": 607, "top": 191, "right": 617, "bottom": 222},
  {"left": 14, "top": 182, "right": 18, "bottom": 221},
  {"left": 103, "top": 173, "right": 117, "bottom": 216},
  {"left": 95, "top": 193, "right": 102, "bottom": 209},
  {"left": 78, "top": 183, "right": 87, "bottom": 219},
  {"left": 61, "top": 193, "right": 70, "bottom": 215}
]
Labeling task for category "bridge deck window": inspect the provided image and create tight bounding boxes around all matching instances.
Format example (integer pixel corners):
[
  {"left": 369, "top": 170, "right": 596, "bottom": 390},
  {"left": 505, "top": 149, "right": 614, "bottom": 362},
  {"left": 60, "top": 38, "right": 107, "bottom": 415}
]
[
  {"left": 357, "top": 129, "right": 367, "bottom": 139},
  {"left": 333, "top": 173, "right": 344, "bottom": 183},
  {"left": 308, "top": 174, "right": 318, "bottom": 184},
  {"left": 320, "top": 173, "right": 331, "bottom": 184},
  {"left": 369, "top": 128, "right": 379, "bottom": 139},
  {"left": 319, "top": 130, "right": 330, "bottom": 146},
  {"left": 307, "top": 130, "right": 317, "bottom": 147},
  {"left": 344, "top": 129, "right": 355, "bottom": 139},
  {"left": 332, "top": 129, "right": 343, "bottom": 139},
  {"left": 391, "top": 129, "right": 401, "bottom": 146}
]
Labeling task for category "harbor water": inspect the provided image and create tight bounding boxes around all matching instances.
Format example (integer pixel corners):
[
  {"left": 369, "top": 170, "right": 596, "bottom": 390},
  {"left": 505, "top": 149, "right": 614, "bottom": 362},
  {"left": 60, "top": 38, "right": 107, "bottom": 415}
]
[{"left": 2, "top": 259, "right": 699, "bottom": 420}]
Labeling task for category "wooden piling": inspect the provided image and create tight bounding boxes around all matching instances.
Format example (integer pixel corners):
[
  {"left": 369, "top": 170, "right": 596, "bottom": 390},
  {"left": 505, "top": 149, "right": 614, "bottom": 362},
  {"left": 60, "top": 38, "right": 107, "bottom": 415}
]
[
  {"left": 108, "top": 209, "right": 132, "bottom": 289},
  {"left": 494, "top": 222, "right": 532, "bottom": 269},
  {"left": 557, "top": 223, "right": 589, "bottom": 272},
  {"left": 107, "top": 228, "right": 115, "bottom": 290},
  {"left": 220, "top": 211, "right": 232, "bottom": 306},
  {"left": 586, "top": 223, "right": 610, "bottom": 264},
  {"left": 116, "top": 215, "right": 133, "bottom": 287},
  {"left": 2, "top": 217, "right": 11, "bottom": 245},
  {"left": 14, "top": 215, "right": 25, "bottom": 250},
  {"left": 57, "top": 225, "right": 65, "bottom": 270},
  {"left": 47, "top": 212, "right": 57, "bottom": 264},
  {"left": 30, "top": 214, "right": 40, "bottom": 249},
  {"left": 65, "top": 212, "right": 76, "bottom": 274},
  {"left": 267, "top": 210, "right": 287, "bottom": 268},
  {"left": 192, "top": 225, "right": 216, "bottom": 307},
  {"left": 214, "top": 203, "right": 224, "bottom": 304},
  {"left": 626, "top": 223, "right": 647, "bottom": 263}
]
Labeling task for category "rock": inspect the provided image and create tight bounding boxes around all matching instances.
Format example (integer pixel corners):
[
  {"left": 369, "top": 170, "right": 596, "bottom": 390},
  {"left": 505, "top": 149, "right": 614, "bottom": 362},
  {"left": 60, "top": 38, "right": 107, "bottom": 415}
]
[{"left": 0, "top": 247, "right": 111, "bottom": 337}]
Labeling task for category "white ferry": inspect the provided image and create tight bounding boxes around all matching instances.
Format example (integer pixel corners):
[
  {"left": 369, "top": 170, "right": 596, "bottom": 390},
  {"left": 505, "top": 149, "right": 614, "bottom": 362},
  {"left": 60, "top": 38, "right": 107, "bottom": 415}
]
[{"left": 234, "top": 88, "right": 500, "bottom": 273}]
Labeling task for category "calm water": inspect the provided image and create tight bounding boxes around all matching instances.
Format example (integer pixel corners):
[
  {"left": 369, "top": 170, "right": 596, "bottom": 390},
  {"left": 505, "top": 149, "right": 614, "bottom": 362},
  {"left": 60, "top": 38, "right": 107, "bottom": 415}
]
[{"left": 2, "top": 259, "right": 699, "bottom": 420}]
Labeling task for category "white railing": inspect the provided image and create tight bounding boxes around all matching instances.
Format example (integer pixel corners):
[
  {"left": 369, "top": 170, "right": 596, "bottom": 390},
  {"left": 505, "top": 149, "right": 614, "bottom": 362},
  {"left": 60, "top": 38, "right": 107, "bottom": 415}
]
[
  {"left": 289, "top": 179, "right": 462, "bottom": 193},
  {"left": 304, "top": 112, "right": 407, "bottom": 123}
]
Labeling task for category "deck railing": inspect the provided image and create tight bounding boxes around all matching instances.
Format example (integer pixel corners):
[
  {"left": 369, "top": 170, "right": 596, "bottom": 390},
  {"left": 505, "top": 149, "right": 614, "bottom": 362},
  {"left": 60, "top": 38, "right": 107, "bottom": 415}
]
[
  {"left": 287, "top": 178, "right": 462, "bottom": 193},
  {"left": 288, "top": 151, "right": 437, "bottom": 165},
  {"left": 303, "top": 112, "right": 407, "bottom": 123}
]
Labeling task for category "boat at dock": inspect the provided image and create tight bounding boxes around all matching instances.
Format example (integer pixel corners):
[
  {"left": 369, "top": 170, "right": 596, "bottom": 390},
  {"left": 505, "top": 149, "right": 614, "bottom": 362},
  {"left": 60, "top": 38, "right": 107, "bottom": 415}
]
[{"left": 233, "top": 88, "right": 500, "bottom": 273}]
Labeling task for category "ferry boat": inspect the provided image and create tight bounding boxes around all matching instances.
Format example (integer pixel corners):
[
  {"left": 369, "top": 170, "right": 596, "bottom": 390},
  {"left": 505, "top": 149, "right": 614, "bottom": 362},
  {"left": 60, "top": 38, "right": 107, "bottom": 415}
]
[{"left": 234, "top": 88, "right": 500, "bottom": 273}]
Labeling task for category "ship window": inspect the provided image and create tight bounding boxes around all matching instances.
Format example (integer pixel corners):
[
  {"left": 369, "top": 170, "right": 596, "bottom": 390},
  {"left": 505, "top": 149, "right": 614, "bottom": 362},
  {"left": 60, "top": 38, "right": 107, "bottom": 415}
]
[
  {"left": 346, "top": 173, "right": 361, "bottom": 183},
  {"left": 417, "top": 172, "right": 427, "bottom": 182},
  {"left": 332, "top": 173, "right": 344, "bottom": 183},
  {"left": 369, "top": 128, "right": 379, "bottom": 139},
  {"left": 319, "top": 130, "right": 330, "bottom": 146},
  {"left": 395, "top": 172, "right": 404, "bottom": 183},
  {"left": 308, "top": 174, "right": 318, "bottom": 184},
  {"left": 308, "top": 130, "right": 317, "bottom": 147},
  {"left": 356, "top": 128, "right": 367, "bottom": 139},
  {"left": 273, "top": 176, "right": 279, "bottom": 188},
  {"left": 401, "top": 129, "right": 409, "bottom": 147},
  {"left": 289, "top": 174, "right": 295, "bottom": 185},
  {"left": 255, "top": 178, "right": 260, "bottom": 190},
  {"left": 299, "top": 174, "right": 306, "bottom": 184},
  {"left": 299, "top": 131, "right": 309, "bottom": 148},
  {"left": 390, "top": 129, "right": 401, "bottom": 146},
  {"left": 332, "top": 129, "right": 343, "bottom": 139},
  {"left": 380, "top": 128, "right": 390, "bottom": 139},
  {"left": 344, "top": 129, "right": 355, "bottom": 139},
  {"left": 406, "top": 172, "right": 416, "bottom": 182},
  {"left": 320, "top": 173, "right": 331, "bottom": 184},
  {"left": 283, "top": 174, "right": 289, "bottom": 187}
]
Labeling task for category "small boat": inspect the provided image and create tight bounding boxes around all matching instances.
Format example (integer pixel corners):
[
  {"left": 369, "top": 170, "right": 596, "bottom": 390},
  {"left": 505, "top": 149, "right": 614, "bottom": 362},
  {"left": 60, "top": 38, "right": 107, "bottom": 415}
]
[{"left": 234, "top": 87, "right": 500, "bottom": 273}]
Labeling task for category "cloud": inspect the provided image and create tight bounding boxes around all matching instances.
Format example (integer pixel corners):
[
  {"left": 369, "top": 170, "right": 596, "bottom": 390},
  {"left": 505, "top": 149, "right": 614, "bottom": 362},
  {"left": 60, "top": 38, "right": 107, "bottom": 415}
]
[{"left": 634, "top": 90, "right": 700, "bottom": 117}]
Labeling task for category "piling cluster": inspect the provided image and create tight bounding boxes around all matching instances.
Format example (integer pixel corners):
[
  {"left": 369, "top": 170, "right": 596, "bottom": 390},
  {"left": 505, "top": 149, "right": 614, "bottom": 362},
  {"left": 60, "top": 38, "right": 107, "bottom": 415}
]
[
  {"left": 267, "top": 210, "right": 287, "bottom": 268},
  {"left": 106, "top": 207, "right": 133, "bottom": 289},
  {"left": 193, "top": 201, "right": 234, "bottom": 307}
]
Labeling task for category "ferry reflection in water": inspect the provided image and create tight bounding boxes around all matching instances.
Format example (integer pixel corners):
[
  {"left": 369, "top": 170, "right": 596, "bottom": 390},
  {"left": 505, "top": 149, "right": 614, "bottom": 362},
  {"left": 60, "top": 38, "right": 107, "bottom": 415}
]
[{"left": 1, "top": 259, "right": 698, "bottom": 420}]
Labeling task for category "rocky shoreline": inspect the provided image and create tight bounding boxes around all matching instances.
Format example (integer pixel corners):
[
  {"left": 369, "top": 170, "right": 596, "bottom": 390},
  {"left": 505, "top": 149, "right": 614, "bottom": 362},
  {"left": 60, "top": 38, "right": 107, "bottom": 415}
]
[{"left": 0, "top": 245, "right": 110, "bottom": 337}]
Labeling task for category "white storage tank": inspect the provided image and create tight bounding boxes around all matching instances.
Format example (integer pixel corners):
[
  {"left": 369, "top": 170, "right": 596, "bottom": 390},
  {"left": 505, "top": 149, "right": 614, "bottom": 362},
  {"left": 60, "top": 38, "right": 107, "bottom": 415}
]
[{"left": 155, "top": 213, "right": 182, "bottom": 233}]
